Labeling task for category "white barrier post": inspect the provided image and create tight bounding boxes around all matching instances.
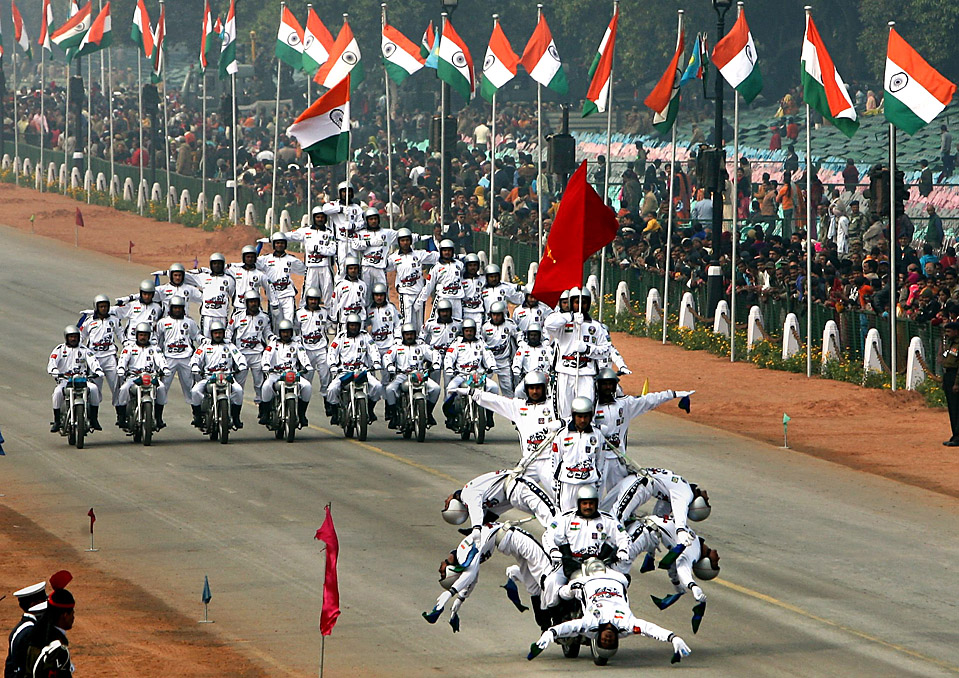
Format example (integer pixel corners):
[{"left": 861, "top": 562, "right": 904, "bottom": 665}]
[
  {"left": 279, "top": 209, "right": 292, "bottom": 231},
  {"left": 782, "top": 313, "right": 801, "bottom": 359},
  {"left": 123, "top": 177, "right": 135, "bottom": 202},
  {"left": 212, "top": 195, "right": 225, "bottom": 219},
  {"left": 229, "top": 200, "right": 239, "bottom": 224},
  {"left": 96, "top": 173, "right": 108, "bottom": 192},
  {"left": 70, "top": 167, "right": 82, "bottom": 189},
  {"left": 645, "top": 288, "right": 662, "bottom": 325},
  {"left": 477, "top": 250, "right": 489, "bottom": 269},
  {"left": 746, "top": 306, "right": 764, "bottom": 352},
  {"left": 713, "top": 300, "right": 730, "bottom": 337},
  {"left": 150, "top": 182, "right": 163, "bottom": 202},
  {"left": 244, "top": 203, "right": 257, "bottom": 227},
  {"left": 821, "top": 320, "right": 840, "bottom": 370},
  {"left": 527, "top": 261, "right": 538, "bottom": 288},
  {"left": 615, "top": 281, "right": 630, "bottom": 317},
  {"left": 678, "top": 292, "right": 696, "bottom": 330},
  {"left": 502, "top": 255, "right": 516, "bottom": 282},
  {"left": 863, "top": 328, "right": 883, "bottom": 375},
  {"left": 905, "top": 336, "right": 926, "bottom": 390},
  {"left": 180, "top": 190, "right": 192, "bottom": 215},
  {"left": 585, "top": 274, "right": 600, "bottom": 304}
]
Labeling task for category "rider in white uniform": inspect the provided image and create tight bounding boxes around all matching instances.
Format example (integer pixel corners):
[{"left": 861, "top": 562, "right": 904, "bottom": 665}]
[
  {"left": 481, "top": 301, "right": 518, "bottom": 396},
  {"left": 260, "top": 320, "right": 314, "bottom": 426},
  {"left": 294, "top": 288, "right": 332, "bottom": 419},
  {"left": 325, "top": 314, "right": 384, "bottom": 424},
  {"left": 321, "top": 182, "right": 364, "bottom": 265},
  {"left": 383, "top": 324, "right": 441, "bottom": 428},
  {"left": 460, "top": 254, "right": 486, "bottom": 326},
  {"left": 156, "top": 295, "right": 202, "bottom": 408},
  {"left": 48, "top": 325, "right": 103, "bottom": 432},
  {"left": 287, "top": 207, "right": 337, "bottom": 303},
  {"left": 387, "top": 228, "right": 438, "bottom": 328},
  {"left": 228, "top": 291, "right": 274, "bottom": 418},
  {"left": 80, "top": 294, "right": 121, "bottom": 416},
  {"left": 189, "top": 321, "right": 248, "bottom": 430},
  {"left": 116, "top": 323, "right": 170, "bottom": 428},
  {"left": 511, "top": 323, "right": 555, "bottom": 397},
  {"left": 256, "top": 233, "right": 307, "bottom": 327},
  {"left": 185, "top": 254, "right": 237, "bottom": 337},
  {"left": 418, "top": 240, "right": 464, "bottom": 320}
]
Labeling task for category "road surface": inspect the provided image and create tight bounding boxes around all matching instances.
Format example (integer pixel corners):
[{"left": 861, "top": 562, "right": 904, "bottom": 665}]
[{"left": 1, "top": 225, "right": 957, "bottom": 676}]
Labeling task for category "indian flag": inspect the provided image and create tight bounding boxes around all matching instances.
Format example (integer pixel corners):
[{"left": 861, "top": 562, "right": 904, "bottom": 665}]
[
  {"left": 131, "top": 0, "right": 153, "bottom": 58},
  {"left": 583, "top": 9, "right": 619, "bottom": 117},
  {"left": 420, "top": 21, "right": 434, "bottom": 60},
  {"left": 587, "top": 10, "right": 616, "bottom": 79},
  {"left": 11, "top": 0, "right": 31, "bottom": 60},
  {"left": 314, "top": 18, "right": 363, "bottom": 89},
  {"left": 711, "top": 9, "right": 762, "bottom": 104},
  {"left": 643, "top": 32, "right": 684, "bottom": 133},
  {"left": 51, "top": 1, "right": 92, "bottom": 61},
  {"left": 199, "top": 1, "right": 214, "bottom": 71},
  {"left": 288, "top": 75, "right": 351, "bottom": 166},
  {"left": 520, "top": 13, "right": 568, "bottom": 96},
  {"left": 382, "top": 23, "right": 425, "bottom": 85},
  {"left": 480, "top": 21, "right": 518, "bottom": 102},
  {"left": 219, "top": 0, "right": 238, "bottom": 80},
  {"left": 303, "top": 7, "right": 333, "bottom": 74},
  {"left": 275, "top": 6, "right": 304, "bottom": 71},
  {"left": 884, "top": 27, "right": 957, "bottom": 136},
  {"left": 437, "top": 17, "right": 474, "bottom": 102},
  {"left": 151, "top": 2, "right": 165, "bottom": 82},
  {"left": 801, "top": 15, "right": 858, "bottom": 138},
  {"left": 39, "top": 0, "right": 54, "bottom": 53},
  {"left": 76, "top": 2, "right": 112, "bottom": 58}
]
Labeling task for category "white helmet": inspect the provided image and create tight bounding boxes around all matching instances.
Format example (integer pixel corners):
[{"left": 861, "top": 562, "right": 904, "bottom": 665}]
[
  {"left": 311, "top": 205, "right": 324, "bottom": 216},
  {"left": 363, "top": 207, "right": 379, "bottom": 219},
  {"left": 345, "top": 313, "right": 362, "bottom": 325},
  {"left": 372, "top": 283, "right": 388, "bottom": 295},
  {"left": 582, "top": 557, "right": 607, "bottom": 577},
  {"left": 93, "top": 294, "right": 110, "bottom": 305},
  {"left": 593, "top": 639, "right": 618, "bottom": 663},
  {"left": 305, "top": 287, "right": 322, "bottom": 298},
  {"left": 270, "top": 232, "right": 287, "bottom": 242},
  {"left": 63, "top": 325, "right": 80, "bottom": 337},
  {"left": 168, "top": 295, "right": 186, "bottom": 307},
  {"left": 337, "top": 181, "right": 354, "bottom": 192},
  {"left": 209, "top": 321, "right": 226, "bottom": 333},
  {"left": 396, "top": 227, "right": 413, "bottom": 239},
  {"left": 139, "top": 279, "right": 156, "bottom": 293},
  {"left": 461, "top": 319, "right": 477, "bottom": 330},
  {"left": 442, "top": 497, "right": 468, "bottom": 525},
  {"left": 524, "top": 371, "right": 548, "bottom": 387},
  {"left": 485, "top": 264, "right": 501, "bottom": 275},
  {"left": 343, "top": 256, "right": 361, "bottom": 268},
  {"left": 400, "top": 323, "right": 417, "bottom": 334},
  {"left": 559, "top": 290, "right": 570, "bottom": 301},
  {"left": 576, "top": 485, "right": 599, "bottom": 502},
  {"left": 209, "top": 252, "right": 226, "bottom": 263},
  {"left": 169, "top": 262, "right": 186, "bottom": 273},
  {"left": 241, "top": 245, "right": 257, "bottom": 256},
  {"left": 439, "top": 564, "right": 463, "bottom": 590},
  {"left": 464, "top": 253, "right": 480, "bottom": 265},
  {"left": 489, "top": 301, "right": 507, "bottom": 315},
  {"left": 693, "top": 555, "right": 720, "bottom": 581},
  {"left": 688, "top": 495, "right": 711, "bottom": 522},
  {"left": 436, "top": 299, "right": 453, "bottom": 312},
  {"left": 277, "top": 319, "right": 294, "bottom": 332},
  {"left": 439, "top": 239, "right": 455, "bottom": 250},
  {"left": 135, "top": 322, "right": 152, "bottom": 334},
  {"left": 571, "top": 396, "right": 594, "bottom": 414},
  {"left": 244, "top": 290, "right": 261, "bottom": 302}
]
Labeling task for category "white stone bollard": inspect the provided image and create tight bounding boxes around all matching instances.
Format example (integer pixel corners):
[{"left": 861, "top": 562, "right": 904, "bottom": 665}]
[
  {"left": 586, "top": 274, "right": 600, "bottom": 303},
  {"left": 2, "top": 154, "right": 11, "bottom": 169},
  {"left": 96, "top": 172, "right": 108, "bottom": 192},
  {"left": 782, "top": 313, "right": 801, "bottom": 359},
  {"left": 150, "top": 182, "right": 163, "bottom": 202},
  {"left": 84, "top": 170, "right": 94, "bottom": 192},
  {"left": 167, "top": 186, "right": 177, "bottom": 210},
  {"left": 137, "top": 181, "right": 148, "bottom": 210},
  {"left": 229, "top": 200, "right": 239, "bottom": 223},
  {"left": 59, "top": 164, "right": 68, "bottom": 187},
  {"left": 615, "top": 281, "right": 630, "bottom": 317},
  {"left": 645, "top": 288, "right": 662, "bottom": 325},
  {"left": 22, "top": 158, "right": 31, "bottom": 177},
  {"left": 713, "top": 300, "right": 730, "bottom": 337},
  {"left": 196, "top": 192, "right": 207, "bottom": 216},
  {"left": 123, "top": 177, "right": 135, "bottom": 202},
  {"left": 110, "top": 175, "right": 120, "bottom": 199},
  {"left": 180, "top": 189, "right": 192, "bottom": 214},
  {"left": 244, "top": 203, "right": 257, "bottom": 227},
  {"left": 821, "top": 320, "right": 840, "bottom": 368},
  {"left": 678, "top": 292, "right": 696, "bottom": 330},
  {"left": 502, "top": 255, "right": 516, "bottom": 282},
  {"left": 48, "top": 162, "right": 58, "bottom": 186},
  {"left": 264, "top": 206, "right": 275, "bottom": 231},
  {"left": 279, "top": 209, "right": 292, "bottom": 230},
  {"left": 905, "top": 336, "right": 926, "bottom": 391},
  {"left": 34, "top": 166, "right": 42, "bottom": 190},
  {"left": 212, "top": 194, "right": 225, "bottom": 219},
  {"left": 746, "top": 306, "right": 764, "bottom": 352},
  {"left": 70, "top": 167, "right": 82, "bottom": 189},
  {"left": 300, "top": 213, "right": 310, "bottom": 227},
  {"left": 863, "top": 328, "right": 883, "bottom": 374},
  {"left": 13, "top": 157, "right": 22, "bottom": 175},
  {"left": 527, "top": 261, "right": 538, "bottom": 288},
  {"left": 478, "top": 250, "right": 489, "bottom": 269}
]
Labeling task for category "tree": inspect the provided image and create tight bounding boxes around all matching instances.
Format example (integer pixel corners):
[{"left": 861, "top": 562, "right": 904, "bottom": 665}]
[{"left": 859, "top": 0, "right": 959, "bottom": 81}]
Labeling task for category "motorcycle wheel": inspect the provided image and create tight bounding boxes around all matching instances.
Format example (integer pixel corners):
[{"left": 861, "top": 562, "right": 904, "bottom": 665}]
[
  {"left": 218, "top": 400, "right": 230, "bottom": 444},
  {"left": 357, "top": 400, "right": 368, "bottom": 441},
  {"left": 133, "top": 407, "right": 142, "bottom": 443},
  {"left": 142, "top": 406, "right": 153, "bottom": 446},
  {"left": 475, "top": 406, "right": 486, "bottom": 445},
  {"left": 67, "top": 411, "right": 76, "bottom": 446},
  {"left": 414, "top": 399, "right": 427, "bottom": 443},
  {"left": 561, "top": 637, "right": 581, "bottom": 659},
  {"left": 285, "top": 396, "right": 298, "bottom": 442},
  {"left": 73, "top": 403, "right": 85, "bottom": 449},
  {"left": 343, "top": 404, "right": 355, "bottom": 438},
  {"left": 401, "top": 399, "right": 413, "bottom": 439}
]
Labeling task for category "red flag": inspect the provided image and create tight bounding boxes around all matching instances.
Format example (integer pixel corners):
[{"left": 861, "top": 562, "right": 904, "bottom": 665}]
[
  {"left": 530, "top": 161, "right": 619, "bottom": 307},
  {"left": 87, "top": 508, "right": 96, "bottom": 533},
  {"left": 314, "top": 505, "right": 340, "bottom": 635},
  {"left": 75, "top": 207, "right": 84, "bottom": 227},
  {"left": 129, "top": 241, "right": 134, "bottom": 252}
]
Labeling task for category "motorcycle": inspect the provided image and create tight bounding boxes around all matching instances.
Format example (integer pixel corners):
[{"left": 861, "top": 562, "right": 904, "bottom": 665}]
[
  {"left": 448, "top": 371, "right": 487, "bottom": 444},
  {"left": 267, "top": 370, "right": 301, "bottom": 442},
  {"left": 338, "top": 370, "right": 369, "bottom": 441},
  {"left": 395, "top": 371, "right": 429, "bottom": 442},
  {"left": 200, "top": 370, "right": 234, "bottom": 444},
  {"left": 124, "top": 372, "right": 158, "bottom": 446},
  {"left": 57, "top": 376, "right": 89, "bottom": 449}
]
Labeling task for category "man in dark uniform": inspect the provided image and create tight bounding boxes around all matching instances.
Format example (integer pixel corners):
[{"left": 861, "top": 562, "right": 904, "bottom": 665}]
[
  {"left": 4, "top": 582, "right": 46, "bottom": 678},
  {"left": 23, "top": 572, "right": 75, "bottom": 678},
  {"left": 942, "top": 321, "right": 959, "bottom": 447}
]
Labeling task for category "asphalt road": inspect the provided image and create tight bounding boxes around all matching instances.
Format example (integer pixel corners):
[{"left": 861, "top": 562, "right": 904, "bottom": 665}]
[{"left": 2, "top": 224, "right": 958, "bottom": 677}]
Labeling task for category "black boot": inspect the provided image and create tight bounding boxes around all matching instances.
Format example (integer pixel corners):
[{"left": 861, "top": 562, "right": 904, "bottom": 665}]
[
  {"left": 531, "top": 596, "right": 552, "bottom": 632},
  {"left": 231, "top": 404, "right": 243, "bottom": 429},
  {"left": 443, "top": 398, "right": 456, "bottom": 427},
  {"left": 88, "top": 406, "right": 102, "bottom": 431},
  {"left": 191, "top": 404, "right": 203, "bottom": 428},
  {"left": 329, "top": 401, "right": 340, "bottom": 425},
  {"left": 427, "top": 400, "right": 438, "bottom": 427},
  {"left": 115, "top": 405, "right": 127, "bottom": 428},
  {"left": 486, "top": 408, "right": 494, "bottom": 430},
  {"left": 386, "top": 403, "right": 397, "bottom": 429},
  {"left": 153, "top": 404, "right": 165, "bottom": 430},
  {"left": 297, "top": 400, "right": 309, "bottom": 427},
  {"left": 367, "top": 400, "right": 377, "bottom": 423},
  {"left": 50, "top": 409, "right": 61, "bottom": 433},
  {"left": 257, "top": 402, "right": 270, "bottom": 425}
]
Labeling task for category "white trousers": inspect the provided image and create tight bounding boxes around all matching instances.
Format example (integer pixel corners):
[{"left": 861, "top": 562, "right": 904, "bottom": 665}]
[
  {"left": 490, "top": 359, "right": 513, "bottom": 396},
  {"left": 304, "top": 267, "right": 334, "bottom": 305},
  {"left": 362, "top": 268, "right": 387, "bottom": 303},
  {"left": 604, "top": 473, "right": 654, "bottom": 523},
  {"left": 498, "top": 528, "right": 552, "bottom": 597},
  {"left": 261, "top": 374, "right": 312, "bottom": 402},
  {"left": 326, "top": 374, "right": 383, "bottom": 405},
  {"left": 160, "top": 356, "right": 193, "bottom": 402},
  {"left": 384, "top": 374, "right": 441, "bottom": 405},
  {"left": 305, "top": 347, "right": 332, "bottom": 391},
  {"left": 117, "top": 378, "right": 167, "bottom": 406},
  {"left": 191, "top": 380, "right": 243, "bottom": 406},
  {"left": 235, "top": 352, "right": 266, "bottom": 403},
  {"left": 201, "top": 315, "right": 230, "bottom": 338},
  {"left": 398, "top": 294, "right": 425, "bottom": 329},
  {"left": 269, "top": 297, "right": 296, "bottom": 328},
  {"left": 52, "top": 381, "right": 101, "bottom": 408},
  {"left": 92, "top": 354, "right": 118, "bottom": 405},
  {"left": 555, "top": 373, "right": 595, "bottom": 419}
]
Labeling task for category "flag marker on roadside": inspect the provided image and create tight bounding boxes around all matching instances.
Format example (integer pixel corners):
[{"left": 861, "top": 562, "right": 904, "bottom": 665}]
[
  {"left": 199, "top": 575, "right": 214, "bottom": 623},
  {"left": 782, "top": 413, "right": 791, "bottom": 448},
  {"left": 86, "top": 508, "right": 99, "bottom": 552}
]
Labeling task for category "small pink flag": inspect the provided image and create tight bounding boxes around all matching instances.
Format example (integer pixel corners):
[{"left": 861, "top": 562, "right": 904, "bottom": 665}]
[{"left": 314, "top": 505, "right": 340, "bottom": 636}]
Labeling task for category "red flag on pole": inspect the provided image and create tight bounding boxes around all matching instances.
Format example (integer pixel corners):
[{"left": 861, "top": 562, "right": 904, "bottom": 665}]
[
  {"left": 129, "top": 241, "right": 134, "bottom": 253},
  {"left": 87, "top": 508, "right": 96, "bottom": 534},
  {"left": 314, "top": 505, "right": 340, "bottom": 636},
  {"left": 530, "top": 161, "right": 619, "bottom": 307},
  {"left": 75, "top": 207, "right": 84, "bottom": 227}
]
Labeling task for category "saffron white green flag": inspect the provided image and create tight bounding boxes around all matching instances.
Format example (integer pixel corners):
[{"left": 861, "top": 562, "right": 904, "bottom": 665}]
[
  {"left": 314, "top": 18, "right": 363, "bottom": 89},
  {"left": 437, "top": 17, "right": 474, "bottom": 102},
  {"left": 381, "top": 23, "right": 425, "bottom": 84},
  {"left": 480, "top": 21, "right": 518, "bottom": 102},
  {"left": 801, "top": 15, "right": 858, "bottom": 138},
  {"left": 288, "top": 75, "right": 351, "bottom": 166},
  {"left": 219, "top": 0, "right": 238, "bottom": 80},
  {"left": 711, "top": 10, "right": 762, "bottom": 104},
  {"left": 275, "top": 6, "right": 305, "bottom": 70},
  {"left": 884, "top": 27, "right": 957, "bottom": 136},
  {"left": 520, "top": 13, "right": 568, "bottom": 95}
]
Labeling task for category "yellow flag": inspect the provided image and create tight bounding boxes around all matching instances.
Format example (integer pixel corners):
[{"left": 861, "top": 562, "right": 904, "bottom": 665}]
[{"left": 641, "top": 377, "right": 649, "bottom": 396}]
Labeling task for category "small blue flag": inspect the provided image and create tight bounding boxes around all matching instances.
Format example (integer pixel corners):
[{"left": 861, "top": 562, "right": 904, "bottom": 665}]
[
  {"left": 0, "top": 425, "right": 5, "bottom": 455},
  {"left": 201, "top": 575, "right": 212, "bottom": 604},
  {"left": 425, "top": 28, "right": 440, "bottom": 70}
]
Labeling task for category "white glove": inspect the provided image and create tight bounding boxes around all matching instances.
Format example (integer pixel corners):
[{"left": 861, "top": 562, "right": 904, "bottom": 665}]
[
  {"left": 151, "top": 270, "right": 164, "bottom": 276},
  {"left": 673, "top": 390, "right": 696, "bottom": 398},
  {"left": 572, "top": 340, "right": 589, "bottom": 354},
  {"left": 470, "top": 526, "right": 482, "bottom": 546},
  {"left": 671, "top": 636, "right": 691, "bottom": 658},
  {"left": 619, "top": 367, "right": 632, "bottom": 375},
  {"left": 536, "top": 630, "right": 555, "bottom": 650},
  {"left": 572, "top": 312, "right": 585, "bottom": 323},
  {"left": 690, "top": 584, "right": 707, "bottom": 602},
  {"left": 676, "top": 528, "right": 695, "bottom": 548},
  {"left": 454, "top": 387, "right": 470, "bottom": 396}
]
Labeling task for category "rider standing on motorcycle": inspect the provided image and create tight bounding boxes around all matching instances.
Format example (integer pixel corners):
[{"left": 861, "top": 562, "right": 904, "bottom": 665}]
[
  {"left": 387, "top": 228, "right": 438, "bottom": 328},
  {"left": 549, "top": 397, "right": 609, "bottom": 513},
  {"left": 287, "top": 208, "right": 337, "bottom": 303},
  {"left": 117, "top": 323, "right": 170, "bottom": 429},
  {"left": 260, "top": 320, "right": 314, "bottom": 427},
  {"left": 156, "top": 296, "right": 202, "bottom": 408},
  {"left": 182, "top": 253, "right": 238, "bottom": 338},
  {"left": 228, "top": 291, "right": 273, "bottom": 415},
  {"left": 421, "top": 299, "right": 462, "bottom": 392},
  {"left": 325, "top": 314, "right": 384, "bottom": 425},
  {"left": 383, "top": 324, "right": 440, "bottom": 429},
  {"left": 442, "top": 319, "right": 498, "bottom": 426},
  {"left": 321, "top": 182, "right": 364, "bottom": 265},
  {"left": 481, "top": 301, "right": 518, "bottom": 395},
  {"left": 511, "top": 324, "right": 555, "bottom": 397},
  {"left": 80, "top": 294, "right": 122, "bottom": 418},
  {"left": 295, "top": 288, "right": 332, "bottom": 419},
  {"left": 114, "top": 279, "right": 163, "bottom": 343},
  {"left": 155, "top": 263, "right": 202, "bottom": 315},
  {"left": 330, "top": 257, "right": 367, "bottom": 328},
  {"left": 480, "top": 264, "right": 524, "bottom": 316},
  {"left": 367, "top": 283, "right": 401, "bottom": 384},
  {"left": 48, "top": 325, "right": 103, "bottom": 432},
  {"left": 256, "top": 233, "right": 307, "bottom": 327},
  {"left": 228, "top": 246, "right": 271, "bottom": 307},
  {"left": 189, "top": 321, "right": 248, "bottom": 429},
  {"left": 512, "top": 289, "right": 552, "bottom": 333},
  {"left": 350, "top": 209, "right": 395, "bottom": 300},
  {"left": 417, "top": 240, "right": 464, "bottom": 321},
  {"left": 460, "top": 254, "right": 486, "bottom": 327}
]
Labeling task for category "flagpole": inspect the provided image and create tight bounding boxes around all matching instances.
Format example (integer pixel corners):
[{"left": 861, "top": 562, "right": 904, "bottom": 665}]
[
  {"left": 888, "top": 23, "right": 897, "bottom": 390},
  {"left": 439, "top": 12, "right": 448, "bottom": 238},
  {"left": 489, "top": 13, "right": 499, "bottom": 259},
  {"left": 598, "top": 0, "right": 618, "bottom": 323},
  {"left": 344, "top": 12, "right": 352, "bottom": 189},
  {"left": 271, "top": 4, "right": 285, "bottom": 237},
  {"left": 86, "top": 53, "right": 92, "bottom": 203},
  {"left": 663, "top": 9, "right": 683, "bottom": 345},
  {"left": 382, "top": 3, "right": 394, "bottom": 228},
  {"left": 108, "top": 42, "right": 115, "bottom": 204},
  {"left": 201, "top": 62, "right": 207, "bottom": 221},
  {"left": 160, "top": 1, "right": 171, "bottom": 222},
  {"left": 12, "top": 47, "right": 18, "bottom": 187},
  {"left": 804, "top": 6, "right": 813, "bottom": 378},
  {"left": 231, "top": 71, "right": 238, "bottom": 225},
  {"left": 63, "top": 59, "right": 70, "bottom": 195},
  {"left": 40, "top": 42, "right": 45, "bottom": 192},
  {"left": 306, "top": 4, "right": 314, "bottom": 220},
  {"left": 137, "top": 46, "right": 144, "bottom": 213},
  {"left": 730, "top": 1, "right": 743, "bottom": 362},
  {"left": 536, "top": 5, "right": 544, "bottom": 260}
]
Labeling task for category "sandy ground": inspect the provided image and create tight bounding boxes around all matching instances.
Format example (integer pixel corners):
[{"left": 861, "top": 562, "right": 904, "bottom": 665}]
[{"left": 0, "top": 505, "right": 267, "bottom": 678}]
